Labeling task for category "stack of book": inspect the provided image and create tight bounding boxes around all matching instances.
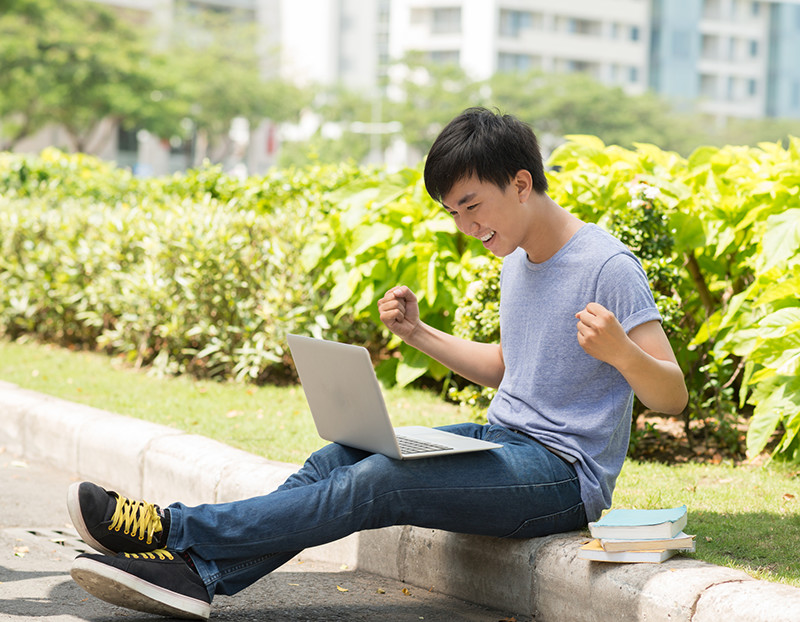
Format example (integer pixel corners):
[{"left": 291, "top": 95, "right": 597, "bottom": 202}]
[{"left": 578, "top": 505, "right": 696, "bottom": 563}]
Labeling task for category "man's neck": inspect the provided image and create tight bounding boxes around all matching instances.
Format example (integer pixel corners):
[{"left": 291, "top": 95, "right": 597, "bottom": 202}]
[{"left": 522, "top": 195, "right": 584, "bottom": 264}]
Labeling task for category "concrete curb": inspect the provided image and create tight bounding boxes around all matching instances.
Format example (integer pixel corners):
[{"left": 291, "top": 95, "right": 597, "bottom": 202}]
[{"left": 1, "top": 380, "right": 799, "bottom": 621}]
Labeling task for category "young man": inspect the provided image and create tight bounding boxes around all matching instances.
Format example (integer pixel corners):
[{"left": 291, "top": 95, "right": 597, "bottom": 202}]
[{"left": 68, "top": 107, "right": 688, "bottom": 619}]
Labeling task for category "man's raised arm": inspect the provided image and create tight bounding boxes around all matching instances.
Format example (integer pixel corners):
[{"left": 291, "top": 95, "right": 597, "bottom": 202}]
[{"left": 378, "top": 286, "right": 505, "bottom": 389}]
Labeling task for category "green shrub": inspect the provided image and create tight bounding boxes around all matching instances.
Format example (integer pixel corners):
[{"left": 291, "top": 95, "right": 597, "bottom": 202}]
[
  {"left": 689, "top": 138, "right": 800, "bottom": 460},
  {"left": 448, "top": 254, "right": 500, "bottom": 418},
  {"left": 0, "top": 151, "right": 482, "bottom": 387},
  {"left": 299, "top": 167, "right": 485, "bottom": 385},
  {"left": 0, "top": 152, "right": 360, "bottom": 383},
  {"left": 2, "top": 138, "right": 799, "bottom": 462}
]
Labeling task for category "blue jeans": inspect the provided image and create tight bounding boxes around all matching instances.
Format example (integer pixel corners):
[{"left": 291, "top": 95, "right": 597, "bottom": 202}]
[{"left": 165, "top": 423, "right": 586, "bottom": 598}]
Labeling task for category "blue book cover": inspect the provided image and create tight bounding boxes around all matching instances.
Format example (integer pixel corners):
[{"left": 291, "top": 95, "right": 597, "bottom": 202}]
[
  {"left": 593, "top": 505, "right": 687, "bottom": 528},
  {"left": 588, "top": 505, "right": 688, "bottom": 540}
]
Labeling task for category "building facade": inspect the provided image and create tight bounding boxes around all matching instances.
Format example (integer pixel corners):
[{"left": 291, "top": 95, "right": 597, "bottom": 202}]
[
  {"left": 11, "top": 0, "right": 800, "bottom": 172},
  {"left": 385, "top": 0, "right": 800, "bottom": 123}
]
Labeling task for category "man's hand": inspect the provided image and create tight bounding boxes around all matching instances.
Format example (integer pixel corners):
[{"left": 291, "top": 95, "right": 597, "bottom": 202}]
[
  {"left": 576, "top": 302, "right": 688, "bottom": 414},
  {"left": 575, "top": 302, "right": 629, "bottom": 366},
  {"left": 378, "top": 286, "right": 420, "bottom": 342}
]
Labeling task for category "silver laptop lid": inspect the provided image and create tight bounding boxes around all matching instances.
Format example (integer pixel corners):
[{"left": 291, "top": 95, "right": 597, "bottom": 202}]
[{"left": 287, "top": 333, "right": 403, "bottom": 458}]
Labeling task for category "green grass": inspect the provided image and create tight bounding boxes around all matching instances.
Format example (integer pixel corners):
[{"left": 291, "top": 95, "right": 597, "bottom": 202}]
[
  {"left": 613, "top": 460, "right": 800, "bottom": 586},
  {"left": 0, "top": 338, "right": 469, "bottom": 465},
  {"left": 1, "top": 338, "right": 798, "bottom": 587}
]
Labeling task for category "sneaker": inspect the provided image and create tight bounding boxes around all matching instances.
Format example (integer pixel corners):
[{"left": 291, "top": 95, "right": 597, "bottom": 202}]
[
  {"left": 67, "top": 482, "right": 167, "bottom": 556},
  {"left": 70, "top": 549, "right": 211, "bottom": 620}
]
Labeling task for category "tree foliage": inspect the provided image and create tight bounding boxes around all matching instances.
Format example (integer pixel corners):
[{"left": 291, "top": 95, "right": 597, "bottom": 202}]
[
  {"left": 163, "top": 8, "right": 309, "bottom": 164},
  {"left": 0, "top": 0, "right": 308, "bottom": 159},
  {"left": 485, "top": 70, "right": 703, "bottom": 155},
  {"left": 284, "top": 59, "right": 799, "bottom": 165},
  {"left": 0, "top": 0, "right": 168, "bottom": 151}
]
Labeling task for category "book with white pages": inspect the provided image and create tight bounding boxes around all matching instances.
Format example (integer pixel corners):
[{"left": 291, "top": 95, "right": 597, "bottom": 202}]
[
  {"left": 588, "top": 505, "right": 688, "bottom": 540},
  {"left": 600, "top": 531, "right": 696, "bottom": 553},
  {"left": 578, "top": 539, "right": 679, "bottom": 564}
]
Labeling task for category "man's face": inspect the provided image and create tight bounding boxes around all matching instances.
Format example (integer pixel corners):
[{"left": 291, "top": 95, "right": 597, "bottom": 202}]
[{"left": 441, "top": 175, "right": 526, "bottom": 258}]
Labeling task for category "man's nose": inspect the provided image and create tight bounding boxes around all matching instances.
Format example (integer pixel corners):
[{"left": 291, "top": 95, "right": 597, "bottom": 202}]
[{"left": 457, "top": 216, "right": 478, "bottom": 236}]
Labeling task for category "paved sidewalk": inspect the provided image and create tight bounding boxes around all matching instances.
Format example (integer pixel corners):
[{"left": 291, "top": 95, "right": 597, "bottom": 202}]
[
  {"left": 0, "top": 457, "right": 515, "bottom": 621},
  {"left": 2, "top": 380, "right": 800, "bottom": 621}
]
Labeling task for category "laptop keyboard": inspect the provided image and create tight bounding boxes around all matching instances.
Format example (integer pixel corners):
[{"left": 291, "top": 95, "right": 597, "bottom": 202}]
[{"left": 396, "top": 435, "right": 452, "bottom": 455}]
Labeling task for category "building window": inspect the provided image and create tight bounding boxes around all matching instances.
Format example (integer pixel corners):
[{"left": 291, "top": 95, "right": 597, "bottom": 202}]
[
  {"left": 750, "top": 40, "right": 758, "bottom": 57},
  {"left": 563, "top": 59, "right": 600, "bottom": 79},
  {"left": 704, "top": 0, "right": 722, "bottom": 19},
  {"left": 701, "top": 34, "right": 720, "bottom": 60},
  {"left": 378, "top": 0, "right": 390, "bottom": 21},
  {"left": 498, "top": 52, "right": 536, "bottom": 72},
  {"left": 629, "top": 66, "right": 639, "bottom": 83},
  {"left": 751, "top": 1, "right": 760, "bottom": 17},
  {"left": 429, "top": 49, "right": 460, "bottom": 65},
  {"left": 431, "top": 7, "right": 461, "bottom": 34},
  {"left": 700, "top": 74, "right": 717, "bottom": 98},
  {"left": 748, "top": 79, "right": 757, "bottom": 96},
  {"left": 499, "top": 9, "right": 533, "bottom": 38},
  {"left": 567, "top": 18, "right": 601, "bottom": 36},
  {"left": 118, "top": 127, "right": 138, "bottom": 153},
  {"left": 630, "top": 26, "right": 640, "bottom": 41}
]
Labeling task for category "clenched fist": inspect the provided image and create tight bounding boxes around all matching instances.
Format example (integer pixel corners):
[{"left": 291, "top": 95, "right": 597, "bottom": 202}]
[
  {"left": 575, "top": 302, "right": 629, "bottom": 366},
  {"left": 378, "top": 286, "right": 421, "bottom": 341}
]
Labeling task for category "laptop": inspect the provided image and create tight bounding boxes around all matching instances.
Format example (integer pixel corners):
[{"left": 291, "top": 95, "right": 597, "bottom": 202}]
[{"left": 287, "top": 334, "right": 502, "bottom": 460}]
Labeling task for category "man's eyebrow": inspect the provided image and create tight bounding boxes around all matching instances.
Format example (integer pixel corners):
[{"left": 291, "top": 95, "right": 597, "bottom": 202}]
[{"left": 456, "top": 192, "right": 477, "bottom": 206}]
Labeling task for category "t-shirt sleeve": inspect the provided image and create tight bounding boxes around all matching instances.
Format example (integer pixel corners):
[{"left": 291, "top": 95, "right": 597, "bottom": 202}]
[{"left": 595, "top": 253, "right": 662, "bottom": 333}]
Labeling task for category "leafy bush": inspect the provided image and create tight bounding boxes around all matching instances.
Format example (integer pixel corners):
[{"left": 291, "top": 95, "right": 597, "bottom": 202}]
[
  {"left": 0, "top": 151, "right": 482, "bottom": 387},
  {"left": 688, "top": 139, "right": 800, "bottom": 461},
  {"left": 2, "top": 138, "right": 799, "bottom": 462},
  {"left": 448, "top": 255, "right": 501, "bottom": 418},
  {"left": 298, "top": 167, "right": 484, "bottom": 385},
  {"left": 0, "top": 152, "right": 360, "bottom": 382}
]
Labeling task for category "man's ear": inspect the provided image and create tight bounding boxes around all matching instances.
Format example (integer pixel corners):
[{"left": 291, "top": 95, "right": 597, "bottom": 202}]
[{"left": 514, "top": 169, "right": 533, "bottom": 202}]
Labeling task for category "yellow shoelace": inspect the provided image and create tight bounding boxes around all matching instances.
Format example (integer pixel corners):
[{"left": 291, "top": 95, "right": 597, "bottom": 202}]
[
  {"left": 108, "top": 494, "right": 163, "bottom": 545},
  {"left": 124, "top": 549, "right": 173, "bottom": 561}
]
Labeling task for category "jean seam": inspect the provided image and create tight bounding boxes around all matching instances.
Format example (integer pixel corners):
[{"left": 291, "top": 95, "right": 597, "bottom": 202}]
[
  {"left": 206, "top": 551, "right": 285, "bottom": 586},
  {"left": 191, "top": 477, "right": 581, "bottom": 555},
  {"left": 504, "top": 499, "right": 586, "bottom": 538}
]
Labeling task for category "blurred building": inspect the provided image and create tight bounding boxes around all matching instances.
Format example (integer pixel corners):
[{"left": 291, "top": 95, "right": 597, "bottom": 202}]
[
  {"left": 12, "top": 0, "right": 800, "bottom": 173},
  {"left": 383, "top": 0, "right": 800, "bottom": 123}
]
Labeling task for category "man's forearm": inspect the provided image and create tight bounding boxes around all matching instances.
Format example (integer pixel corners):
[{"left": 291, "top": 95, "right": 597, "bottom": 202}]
[
  {"left": 616, "top": 347, "right": 688, "bottom": 415},
  {"left": 404, "top": 322, "right": 505, "bottom": 389}
]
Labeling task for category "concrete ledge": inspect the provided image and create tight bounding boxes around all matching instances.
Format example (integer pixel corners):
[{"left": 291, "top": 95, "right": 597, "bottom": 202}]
[
  {"left": 2, "top": 380, "right": 800, "bottom": 620},
  {"left": 693, "top": 580, "right": 800, "bottom": 622},
  {"left": 531, "top": 536, "right": 757, "bottom": 621},
  {"left": 357, "top": 526, "right": 551, "bottom": 613}
]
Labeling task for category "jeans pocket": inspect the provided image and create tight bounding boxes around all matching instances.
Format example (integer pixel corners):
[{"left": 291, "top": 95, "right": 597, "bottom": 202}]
[{"left": 503, "top": 501, "right": 587, "bottom": 539}]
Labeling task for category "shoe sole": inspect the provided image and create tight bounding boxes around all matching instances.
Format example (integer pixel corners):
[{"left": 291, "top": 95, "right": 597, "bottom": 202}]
[
  {"left": 67, "top": 482, "right": 117, "bottom": 556},
  {"left": 71, "top": 556, "right": 210, "bottom": 620}
]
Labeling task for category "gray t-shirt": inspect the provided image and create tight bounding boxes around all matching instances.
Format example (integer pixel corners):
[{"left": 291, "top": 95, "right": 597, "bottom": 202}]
[{"left": 486, "top": 223, "right": 661, "bottom": 521}]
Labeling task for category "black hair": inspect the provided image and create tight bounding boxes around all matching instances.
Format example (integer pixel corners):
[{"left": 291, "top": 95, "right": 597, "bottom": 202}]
[{"left": 423, "top": 107, "right": 548, "bottom": 204}]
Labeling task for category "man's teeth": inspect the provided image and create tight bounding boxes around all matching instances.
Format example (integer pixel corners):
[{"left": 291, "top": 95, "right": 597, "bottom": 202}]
[{"left": 479, "top": 231, "right": 495, "bottom": 242}]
